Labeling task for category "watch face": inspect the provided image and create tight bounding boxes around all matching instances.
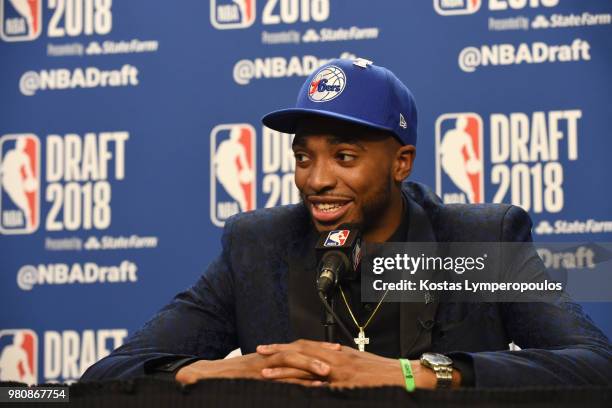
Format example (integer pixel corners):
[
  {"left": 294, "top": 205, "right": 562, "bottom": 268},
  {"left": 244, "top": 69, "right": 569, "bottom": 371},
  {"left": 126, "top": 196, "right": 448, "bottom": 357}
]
[{"left": 422, "top": 352, "right": 453, "bottom": 366}]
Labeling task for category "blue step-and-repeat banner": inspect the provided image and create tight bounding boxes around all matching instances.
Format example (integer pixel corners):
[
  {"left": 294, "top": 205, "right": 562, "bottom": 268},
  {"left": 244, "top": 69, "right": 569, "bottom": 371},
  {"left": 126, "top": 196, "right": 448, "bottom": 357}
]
[{"left": 1, "top": 0, "right": 610, "bottom": 384}]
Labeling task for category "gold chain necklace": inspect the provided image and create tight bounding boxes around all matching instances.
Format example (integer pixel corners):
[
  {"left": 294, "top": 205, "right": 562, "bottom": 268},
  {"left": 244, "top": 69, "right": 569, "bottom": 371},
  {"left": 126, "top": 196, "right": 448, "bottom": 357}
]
[{"left": 339, "top": 285, "right": 389, "bottom": 352}]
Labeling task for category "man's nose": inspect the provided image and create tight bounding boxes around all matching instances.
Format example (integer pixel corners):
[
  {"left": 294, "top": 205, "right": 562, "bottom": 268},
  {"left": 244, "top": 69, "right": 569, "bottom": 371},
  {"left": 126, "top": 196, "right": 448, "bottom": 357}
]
[{"left": 307, "top": 159, "right": 337, "bottom": 193}]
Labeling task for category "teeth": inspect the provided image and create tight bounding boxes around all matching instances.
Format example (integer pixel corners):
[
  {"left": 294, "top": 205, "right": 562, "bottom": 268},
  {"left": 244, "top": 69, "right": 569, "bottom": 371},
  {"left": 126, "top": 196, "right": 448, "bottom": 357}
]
[{"left": 315, "top": 203, "right": 344, "bottom": 212}]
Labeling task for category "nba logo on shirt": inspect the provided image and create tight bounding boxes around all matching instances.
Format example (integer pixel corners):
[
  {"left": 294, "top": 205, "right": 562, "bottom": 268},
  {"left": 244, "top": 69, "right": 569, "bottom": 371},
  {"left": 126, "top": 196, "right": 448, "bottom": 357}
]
[
  {"left": 210, "top": 0, "right": 256, "bottom": 29},
  {"left": 210, "top": 124, "right": 256, "bottom": 227},
  {"left": 433, "top": 0, "right": 481, "bottom": 16},
  {"left": 0, "top": 0, "right": 42, "bottom": 41},
  {"left": 324, "top": 230, "right": 350, "bottom": 247},
  {"left": 435, "top": 113, "right": 484, "bottom": 204},
  {"left": 0, "top": 329, "right": 38, "bottom": 385},
  {"left": 0, "top": 134, "right": 40, "bottom": 234}
]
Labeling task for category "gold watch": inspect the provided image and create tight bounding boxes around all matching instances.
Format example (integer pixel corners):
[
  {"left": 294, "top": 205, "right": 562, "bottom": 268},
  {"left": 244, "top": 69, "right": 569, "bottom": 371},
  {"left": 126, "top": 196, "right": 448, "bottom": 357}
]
[{"left": 420, "top": 352, "right": 453, "bottom": 389}]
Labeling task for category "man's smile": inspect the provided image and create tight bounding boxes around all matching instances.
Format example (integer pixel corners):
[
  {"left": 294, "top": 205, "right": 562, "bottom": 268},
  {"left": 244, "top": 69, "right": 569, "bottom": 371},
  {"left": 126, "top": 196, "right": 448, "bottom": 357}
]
[{"left": 307, "top": 196, "right": 353, "bottom": 224}]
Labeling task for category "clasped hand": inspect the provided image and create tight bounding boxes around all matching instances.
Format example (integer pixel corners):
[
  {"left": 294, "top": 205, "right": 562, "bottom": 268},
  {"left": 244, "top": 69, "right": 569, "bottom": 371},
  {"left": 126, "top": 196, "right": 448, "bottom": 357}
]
[{"left": 176, "top": 339, "right": 429, "bottom": 388}]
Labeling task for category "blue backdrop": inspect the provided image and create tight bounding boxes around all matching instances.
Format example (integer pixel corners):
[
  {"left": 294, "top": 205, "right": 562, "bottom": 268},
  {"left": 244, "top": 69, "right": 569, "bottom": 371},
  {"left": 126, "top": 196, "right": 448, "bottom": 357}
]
[{"left": 1, "top": 0, "right": 610, "bottom": 384}]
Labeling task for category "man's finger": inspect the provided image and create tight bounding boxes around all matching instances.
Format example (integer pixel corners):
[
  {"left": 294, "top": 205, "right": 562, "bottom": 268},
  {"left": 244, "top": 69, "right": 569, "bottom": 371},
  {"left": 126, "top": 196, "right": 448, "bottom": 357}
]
[
  {"left": 261, "top": 367, "right": 322, "bottom": 380},
  {"left": 257, "top": 340, "right": 341, "bottom": 355},
  {"left": 265, "top": 351, "right": 331, "bottom": 376}
]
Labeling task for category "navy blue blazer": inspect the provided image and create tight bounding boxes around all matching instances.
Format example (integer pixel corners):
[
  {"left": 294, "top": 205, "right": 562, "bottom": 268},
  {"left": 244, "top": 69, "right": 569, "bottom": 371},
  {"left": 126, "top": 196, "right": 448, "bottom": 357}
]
[{"left": 82, "top": 182, "right": 611, "bottom": 387}]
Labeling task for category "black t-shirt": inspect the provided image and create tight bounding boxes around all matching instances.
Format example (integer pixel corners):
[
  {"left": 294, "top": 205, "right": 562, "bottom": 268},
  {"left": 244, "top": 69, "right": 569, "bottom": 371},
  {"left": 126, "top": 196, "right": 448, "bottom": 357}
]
[{"left": 331, "top": 204, "right": 409, "bottom": 357}]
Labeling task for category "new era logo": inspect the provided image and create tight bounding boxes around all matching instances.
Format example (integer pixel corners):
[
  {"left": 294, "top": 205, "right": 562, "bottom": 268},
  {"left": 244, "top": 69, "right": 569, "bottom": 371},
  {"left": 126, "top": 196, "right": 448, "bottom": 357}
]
[
  {"left": 324, "top": 230, "right": 349, "bottom": 247},
  {"left": 399, "top": 113, "right": 407, "bottom": 129}
]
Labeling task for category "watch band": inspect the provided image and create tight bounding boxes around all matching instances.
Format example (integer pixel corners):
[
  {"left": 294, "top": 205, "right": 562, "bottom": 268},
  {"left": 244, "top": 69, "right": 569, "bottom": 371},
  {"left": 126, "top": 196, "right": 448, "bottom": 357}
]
[
  {"left": 432, "top": 365, "right": 453, "bottom": 389},
  {"left": 420, "top": 353, "right": 454, "bottom": 389}
]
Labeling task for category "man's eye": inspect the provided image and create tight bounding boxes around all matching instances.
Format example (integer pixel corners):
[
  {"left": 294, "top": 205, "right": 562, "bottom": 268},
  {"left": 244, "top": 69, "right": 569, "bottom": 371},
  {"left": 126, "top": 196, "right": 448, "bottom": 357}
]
[
  {"left": 294, "top": 153, "right": 309, "bottom": 163},
  {"left": 338, "top": 153, "right": 356, "bottom": 162}
]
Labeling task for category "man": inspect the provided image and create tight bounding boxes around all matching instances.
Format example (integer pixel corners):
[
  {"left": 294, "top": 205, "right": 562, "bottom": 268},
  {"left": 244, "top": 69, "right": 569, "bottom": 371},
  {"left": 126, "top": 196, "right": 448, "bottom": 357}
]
[{"left": 82, "top": 59, "right": 611, "bottom": 389}]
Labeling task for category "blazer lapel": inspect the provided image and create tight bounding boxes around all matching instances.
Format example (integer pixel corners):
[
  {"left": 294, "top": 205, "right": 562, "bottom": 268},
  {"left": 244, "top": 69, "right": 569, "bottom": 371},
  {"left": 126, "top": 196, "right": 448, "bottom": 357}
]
[{"left": 399, "top": 194, "right": 440, "bottom": 358}]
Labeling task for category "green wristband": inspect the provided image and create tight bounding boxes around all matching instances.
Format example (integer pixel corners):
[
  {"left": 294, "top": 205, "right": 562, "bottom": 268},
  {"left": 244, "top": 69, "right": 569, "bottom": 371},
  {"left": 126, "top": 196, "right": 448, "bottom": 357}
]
[{"left": 399, "top": 359, "right": 415, "bottom": 392}]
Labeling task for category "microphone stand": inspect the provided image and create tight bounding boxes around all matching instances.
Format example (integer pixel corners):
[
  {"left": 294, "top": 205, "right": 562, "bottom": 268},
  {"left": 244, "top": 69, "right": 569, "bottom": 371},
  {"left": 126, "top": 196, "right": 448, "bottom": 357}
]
[
  {"left": 318, "top": 290, "right": 353, "bottom": 344},
  {"left": 323, "top": 293, "right": 336, "bottom": 342}
]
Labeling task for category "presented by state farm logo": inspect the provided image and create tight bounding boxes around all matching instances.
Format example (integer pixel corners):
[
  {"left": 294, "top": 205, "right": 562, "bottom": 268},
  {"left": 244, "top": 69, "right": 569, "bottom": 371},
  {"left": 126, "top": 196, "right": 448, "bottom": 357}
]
[
  {"left": 308, "top": 65, "right": 346, "bottom": 102},
  {"left": 1, "top": 0, "right": 160, "bottom": 58},
  {"left": 210, "top": 0, "right": 379, "bottom": 46},
  {"left": 434, "top": 0, "right": 611, "bottom": 32}
]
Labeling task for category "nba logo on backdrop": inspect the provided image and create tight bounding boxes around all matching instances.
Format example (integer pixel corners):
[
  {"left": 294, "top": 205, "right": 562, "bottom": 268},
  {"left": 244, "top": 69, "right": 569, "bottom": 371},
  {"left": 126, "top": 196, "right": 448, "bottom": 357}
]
[
  {"left": 210, "top": 124, "right": 256, "bottom": 226},
  {"left": 433, "top": 0, "right": 481, "bottom": 16},
  {"left": 0, "top": 134, "right": 40, "bottom": 234},
  {"left": 435, "top": 113, "right": 484, "bottom": 204},
  {"left": 0, "top": 0, "right": 42, "bottom": 41},
  {"left": 210, "top": 0, "right": 256, "bottom": 29},
  {"left": 0, "top": 329, "right": 38, "bottom": 385}
]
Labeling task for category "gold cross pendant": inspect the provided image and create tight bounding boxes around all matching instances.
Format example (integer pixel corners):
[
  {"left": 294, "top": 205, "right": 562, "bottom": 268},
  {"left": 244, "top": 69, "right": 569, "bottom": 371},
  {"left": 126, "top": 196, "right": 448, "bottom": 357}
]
[{"left": 354, "top": 328, "right": 370, "bottom": 352}]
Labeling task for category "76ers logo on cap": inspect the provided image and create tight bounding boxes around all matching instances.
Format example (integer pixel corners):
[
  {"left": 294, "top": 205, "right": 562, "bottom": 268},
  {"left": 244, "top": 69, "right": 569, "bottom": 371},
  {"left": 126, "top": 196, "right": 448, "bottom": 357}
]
[
  {"left": 0, "top": 329, "right": 38, "bottom": 385},
  {"left": 210, "top": 124, "right": 256, "bottom": 227},
  {"left": 0, "top": 134, "right": 40, "bottom": 234},
  {"left": 0, "top": 0, "right": 42, "bottom": 41},
  {"left": 324, "top": 230, "right": 350, "bottom": 247},
  {"left": 435, "top": 113, "right": 484, "bottom": 204},
  {"left": 308, "top": 66, "right": 347, "bottom": 103},
  {"left": 433, "top": 0, "right": 481, "bottom": 16},
  {"left": 210, "top": 0, "right": 256, "bottom": 29}
]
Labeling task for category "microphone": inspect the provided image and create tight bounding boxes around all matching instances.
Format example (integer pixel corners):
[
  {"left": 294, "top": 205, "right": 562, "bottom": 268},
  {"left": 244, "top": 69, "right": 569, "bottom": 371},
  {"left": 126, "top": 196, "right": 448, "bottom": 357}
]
[{"left": 315, "top": 224, "right": 362, "bottom": 297}]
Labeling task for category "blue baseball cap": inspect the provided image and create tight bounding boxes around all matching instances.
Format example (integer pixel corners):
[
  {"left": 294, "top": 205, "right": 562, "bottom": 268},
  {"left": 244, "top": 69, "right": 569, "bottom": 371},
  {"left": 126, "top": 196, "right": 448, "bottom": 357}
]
[{"left": 262, "top": 58, "right": 418, "bottom": 146}]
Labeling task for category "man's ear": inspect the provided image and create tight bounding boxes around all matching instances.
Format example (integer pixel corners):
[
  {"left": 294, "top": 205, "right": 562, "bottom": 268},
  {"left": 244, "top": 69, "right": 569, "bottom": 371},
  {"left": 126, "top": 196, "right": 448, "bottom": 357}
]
[{"left": 393, "top": 145, "right": 416, "bottom": 182}]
